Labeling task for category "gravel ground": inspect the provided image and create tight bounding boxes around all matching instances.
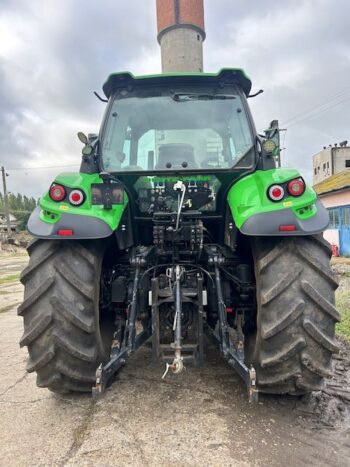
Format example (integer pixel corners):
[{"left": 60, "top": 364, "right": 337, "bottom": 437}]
[{"left": 0, "top": 250, "right": 349, "bottom": 467}]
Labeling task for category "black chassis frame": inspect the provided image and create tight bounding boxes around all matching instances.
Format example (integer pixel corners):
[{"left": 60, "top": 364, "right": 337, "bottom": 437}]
[{"left": 92, "top": 241, "right": 258, "bottom": 403}]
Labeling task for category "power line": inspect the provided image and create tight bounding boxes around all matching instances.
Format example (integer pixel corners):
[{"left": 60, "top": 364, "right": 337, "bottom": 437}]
[
  {"left": 281, "top": 85, "right": 350, "bottom": 127},
  {"left": 284, "top": 86, "right": 350, "bottom": 124},
  {"left": 285, "top": 94, "right": 350, "bottom": 128},
  {"left": 257, "top": 84, "right": 350, "bottom": 134}
]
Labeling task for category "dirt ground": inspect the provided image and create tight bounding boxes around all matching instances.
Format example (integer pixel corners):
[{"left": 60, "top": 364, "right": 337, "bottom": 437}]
[{"left": 0, "top": 249, "right": 349, "bottom": 467}]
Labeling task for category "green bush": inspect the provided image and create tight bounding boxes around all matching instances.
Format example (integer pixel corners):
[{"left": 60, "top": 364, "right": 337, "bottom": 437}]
[
  {"left": 336, "top": 290, "right": 350, "bottom": 341},
  {"left": 0, "top": 192, "right": 37, "bottom": 231}
]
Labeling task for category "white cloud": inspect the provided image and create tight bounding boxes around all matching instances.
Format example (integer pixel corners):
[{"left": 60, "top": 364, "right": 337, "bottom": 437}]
[{"left": 0, "top": 0, "right": 349, "bottom": 195}]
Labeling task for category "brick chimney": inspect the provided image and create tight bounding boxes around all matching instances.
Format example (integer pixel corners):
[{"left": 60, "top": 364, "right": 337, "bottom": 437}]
[{"left": 156, "top": 0, "right": 206, "bottom": 73}]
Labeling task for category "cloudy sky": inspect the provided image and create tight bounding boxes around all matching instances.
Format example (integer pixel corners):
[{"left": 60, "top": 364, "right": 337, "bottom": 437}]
[{"left": 1, "top": 0, "right": 349, "bottom": 197}]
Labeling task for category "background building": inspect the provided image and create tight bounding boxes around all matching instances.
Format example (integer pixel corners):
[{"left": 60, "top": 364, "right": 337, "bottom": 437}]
[
  {"left": 0, "top": 213, "right": 18, "bottom": 232},
  {"left": 314, "top": 169, "right": 350, "bottom": 256},
  {"left": 312, "top": 142, "right": 350, "bottom": 184}
]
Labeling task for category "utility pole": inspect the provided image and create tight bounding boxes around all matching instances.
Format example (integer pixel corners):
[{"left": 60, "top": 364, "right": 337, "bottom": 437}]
[{"left": 1, "top": 166, "right": 11, "bottom": 237}]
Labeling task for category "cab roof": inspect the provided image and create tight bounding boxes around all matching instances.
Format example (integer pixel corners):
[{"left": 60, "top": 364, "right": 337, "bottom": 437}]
[{"left": 102, "top": 68, "right": 252, "bottom": 99}]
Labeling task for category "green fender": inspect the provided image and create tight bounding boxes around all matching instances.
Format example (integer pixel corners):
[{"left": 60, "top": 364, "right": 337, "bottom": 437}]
[
  {"left": 27, "top": 172, "right": 128, "bottom": 239},
  {"left": 227, "top": 169, "right": 329, "bottom": 236}
]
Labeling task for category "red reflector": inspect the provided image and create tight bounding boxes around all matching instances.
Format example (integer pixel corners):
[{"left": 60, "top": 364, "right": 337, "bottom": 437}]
[
  {"left": 71, "top": 192, "right": 81, "bottom": 202},
  {"left": 272, "top": 187, "right": 282, "bottom": 198},
  {"left": 268, "top": 184, "right": 285, "bottom": 201},
  {"left": 57, "top": 229, "right": 74, "bottom": 236},
  {"left": 279, "top": 225, "right": 296, "bottom": 232},
  {"left": 68, "top": 189, "right": 85, "bottom": 206},
  {"left": 226, "top": 307, "right": 234, "bottom": 314}
]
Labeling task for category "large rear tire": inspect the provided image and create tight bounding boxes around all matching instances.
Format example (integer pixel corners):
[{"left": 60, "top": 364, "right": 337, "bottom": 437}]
[
  {"left": 18, "top": 239, "right": 111, "bottom": 393},
  {"left": 250, "top": 235, "right": 340, "bottom": 394}
]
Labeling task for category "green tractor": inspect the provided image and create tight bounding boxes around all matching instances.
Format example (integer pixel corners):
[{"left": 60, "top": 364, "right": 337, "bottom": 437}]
[{"left": 18, "top": 69, "right": 339, "bottom": 401}]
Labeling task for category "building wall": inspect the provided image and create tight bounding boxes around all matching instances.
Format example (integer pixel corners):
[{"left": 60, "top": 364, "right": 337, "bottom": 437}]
[
  {"left": 157, "top": 0, "right": 205, "bottom": 33},
  {"left": 319, "top": 190, "right": 350, "bottom": 208},
  {"left": 156, "top": 0, "right": 205, "bottom": 73},
  {"left": 179, "top": 0, "right": 205, "bottom": 29},
  {"left": 320, "top": 189, "right": 350, "bottom": 257},
  {"left": 160, "top": 27, "right": 204, "bottom": 72},
  {"left": 156, "top": 0, "right": 176, "bottom": 32},
  {"left": 313, "top": 146, "right": 350, "bottom": 184},
  {"left": 313, "top": 147, "right": 332, "bottom": 184},
  {"left": 333, "top": 147, "right": 350, "bottom": 174}
]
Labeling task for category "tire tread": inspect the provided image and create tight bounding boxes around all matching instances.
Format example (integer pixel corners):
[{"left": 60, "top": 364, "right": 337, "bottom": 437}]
[
  {"left": 252, "top": 235, "right": 339, "bottom": 394},
  {"left": 18, "top": 239, "right": 104, "bottom": 393}
]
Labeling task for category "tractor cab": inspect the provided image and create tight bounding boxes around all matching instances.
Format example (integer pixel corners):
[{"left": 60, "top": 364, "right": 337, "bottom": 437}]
[{"left": 100, "top": 69, "right": 256, "bottom": 174}]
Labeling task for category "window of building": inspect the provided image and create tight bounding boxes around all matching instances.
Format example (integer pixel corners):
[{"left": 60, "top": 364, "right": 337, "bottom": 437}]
[
  {"left": 328, "top": 208, "right": 340, "bottom": 229},
  {"left": 345, "top": 159, "right": 350, "bottom": 168},
  {"left": 317, "top": 166, "right": 320, "bottom": 173},
  {"left": 314, "top": 168, "right": 317, "bottom": 175},
  {"left": 323, "top": 163, "right": 326, "bottom": 170},
  {"left": 327, "top": 161, "right": 329, "bottom": 168}
]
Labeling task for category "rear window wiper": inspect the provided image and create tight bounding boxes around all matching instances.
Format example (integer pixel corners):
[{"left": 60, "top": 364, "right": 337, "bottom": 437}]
[{"left": 172, "top": 93, "right": 236, "bottom": 102}]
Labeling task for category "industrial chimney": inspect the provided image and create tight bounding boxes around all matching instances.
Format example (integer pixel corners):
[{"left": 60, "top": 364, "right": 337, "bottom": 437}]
[{"left": 156, "top": 0, "right": 206, "bottom": 73}]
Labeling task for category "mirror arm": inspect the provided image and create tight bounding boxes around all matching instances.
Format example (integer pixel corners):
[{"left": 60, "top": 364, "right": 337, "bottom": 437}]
[
  {"left": 94, "top": 91, "right": 108, "bottom": 103},
  {"left": 247, "top": 89, "right": 264, "bottom": 98}
]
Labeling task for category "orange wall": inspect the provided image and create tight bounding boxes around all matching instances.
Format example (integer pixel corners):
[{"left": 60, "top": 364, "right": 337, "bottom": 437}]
[
  {"left": 156, "top": 0, "right": 205, "bottom": 33},
  {"left": 319, "top": 190, "right": 350, "bottom": 208}
]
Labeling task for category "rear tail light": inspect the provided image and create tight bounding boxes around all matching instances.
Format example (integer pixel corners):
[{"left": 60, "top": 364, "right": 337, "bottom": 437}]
[
  {"left": 268, "top": 184, "right": 285, "bottom": 201},
  {"left": 49, "top": 184, "right": 66, "bottom": 202},
  {"left": 57, "top": 229, "right": 74, "bottom": 236},
  {"left": 287, "top": 178, "right": 305, "bottom": 197},
  {"left": 279, "top": 225, "right": 296, "bottom": 232},
  {"left": 68, "top": 189, "right": 85, "bottom": 206}
]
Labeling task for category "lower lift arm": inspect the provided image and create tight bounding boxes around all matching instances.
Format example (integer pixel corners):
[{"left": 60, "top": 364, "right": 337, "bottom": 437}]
[{"left": 206, "top": 250, "right": 258, "bottom": 403}]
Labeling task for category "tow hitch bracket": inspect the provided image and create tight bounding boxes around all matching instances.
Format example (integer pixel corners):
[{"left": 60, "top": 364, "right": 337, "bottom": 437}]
[{"left": 93, "top": 247, "right": 258, "bottom": 402}]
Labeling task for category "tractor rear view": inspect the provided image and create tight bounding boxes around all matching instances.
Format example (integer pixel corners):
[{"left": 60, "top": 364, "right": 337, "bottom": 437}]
[{"left": 18, "top": 69, "right": 339, "bottom": 401}]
